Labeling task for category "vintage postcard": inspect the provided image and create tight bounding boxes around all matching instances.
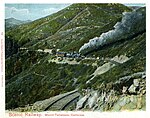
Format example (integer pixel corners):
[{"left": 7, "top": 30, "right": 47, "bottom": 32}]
[{"left": 0, "top": 0, "right": 149, "bottom": 118}]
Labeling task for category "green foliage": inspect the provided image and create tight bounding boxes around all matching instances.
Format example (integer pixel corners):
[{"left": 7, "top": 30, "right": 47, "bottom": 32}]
[
  {"left": 5, "top": 3, "right": 131, "bottom": 52},
  {"left": 6, "top": 53, "right": 95, "bottom": 109},
  {"left": 89, "top": 33, "right": 146, "bottom": 58},
  {"left": 90, "top": 33, "right": 146, "bottom": 89},
  {"left": 5, "top": 51, "right": 46, "bottom": 83}
]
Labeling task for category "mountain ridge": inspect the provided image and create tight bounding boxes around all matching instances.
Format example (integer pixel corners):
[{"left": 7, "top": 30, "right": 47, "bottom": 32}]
[{"left": 5, "top": 17, "right": 31, "bottom": 29}]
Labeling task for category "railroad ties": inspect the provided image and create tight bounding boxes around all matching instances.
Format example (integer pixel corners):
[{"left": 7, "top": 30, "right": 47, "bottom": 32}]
[{"left": 44, "top": 90, "right": 80, "bottom": 111}]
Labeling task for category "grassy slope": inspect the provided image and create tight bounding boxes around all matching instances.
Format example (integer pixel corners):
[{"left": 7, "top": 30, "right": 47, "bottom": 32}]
[
  {"left": 6, "top": 53, "right": 96, "bottom": 109},
  {"left": 31, "top": 4, "right": 131, "bottom": 51},
  {"left": 5, "top": 3, "right": 131, "bottom": 51},
  {"left": 90, "top": 33, "right": 146, "bottom": 89}
]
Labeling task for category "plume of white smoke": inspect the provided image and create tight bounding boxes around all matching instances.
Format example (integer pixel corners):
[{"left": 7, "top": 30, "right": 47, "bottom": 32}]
[{"left": 79, "top": 8, "right": 145, "bottom": 54}]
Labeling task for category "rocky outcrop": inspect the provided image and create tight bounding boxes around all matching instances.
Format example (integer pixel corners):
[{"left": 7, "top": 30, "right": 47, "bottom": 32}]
[
  {"left": 110, "top": 55, "right": 130, "bottom": 64},
  {"left": 86, "top": 55, "right": 131, "bottom": 84},
  {"left": 86, "top": 62, "right": 115, "bottom": 84},
  {"left": 76, "top": 95, "right": 89, "bottom": 110},
  {"left": 76, "top": 72, "right": 146, "bottom": 111}
]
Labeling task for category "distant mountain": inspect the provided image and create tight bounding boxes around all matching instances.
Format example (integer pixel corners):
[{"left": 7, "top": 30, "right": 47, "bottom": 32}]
[{"left": 5, "top": 18, "right": 31, "bottom": 29}]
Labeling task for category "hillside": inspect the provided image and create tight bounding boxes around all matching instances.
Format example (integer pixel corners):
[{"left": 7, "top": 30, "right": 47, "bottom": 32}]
[
  {"left": 5, "top": 3, "right": 146, "bottom": 111},
  {"left": 5, "top": 4, "right": 131, "bottom": 55}
]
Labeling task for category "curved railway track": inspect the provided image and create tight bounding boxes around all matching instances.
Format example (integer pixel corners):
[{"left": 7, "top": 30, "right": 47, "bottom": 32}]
[
  {"left": 44, "top": 90, "right": 80, "bottom": 111},
  {"left": 61, "top": 96, "right": 79, "bottom": 110}
]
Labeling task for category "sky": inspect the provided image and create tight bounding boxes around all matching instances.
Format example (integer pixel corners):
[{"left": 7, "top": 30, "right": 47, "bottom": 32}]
[
  {"left": 5, "top": 3, "right": 145, "bottom": 21},
  {"left": 5, "top": 4, "right": 71, "bottom": 21}
]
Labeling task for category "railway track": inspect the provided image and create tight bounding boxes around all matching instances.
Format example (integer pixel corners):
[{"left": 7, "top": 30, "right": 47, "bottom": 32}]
[
  {"left": 61, "top": 96, "right": 79, "bottom": 110},
  {"left": 44, "top": 90, "right": 80, "bottom": 111}
]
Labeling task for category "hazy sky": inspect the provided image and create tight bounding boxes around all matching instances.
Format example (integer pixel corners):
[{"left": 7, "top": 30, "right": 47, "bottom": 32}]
[
  {"left": 5, "top": 3, "right": 145, "bottom": 21},
  {"left": 5, "top": 4, "right": 71, "bottom": 21}
]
